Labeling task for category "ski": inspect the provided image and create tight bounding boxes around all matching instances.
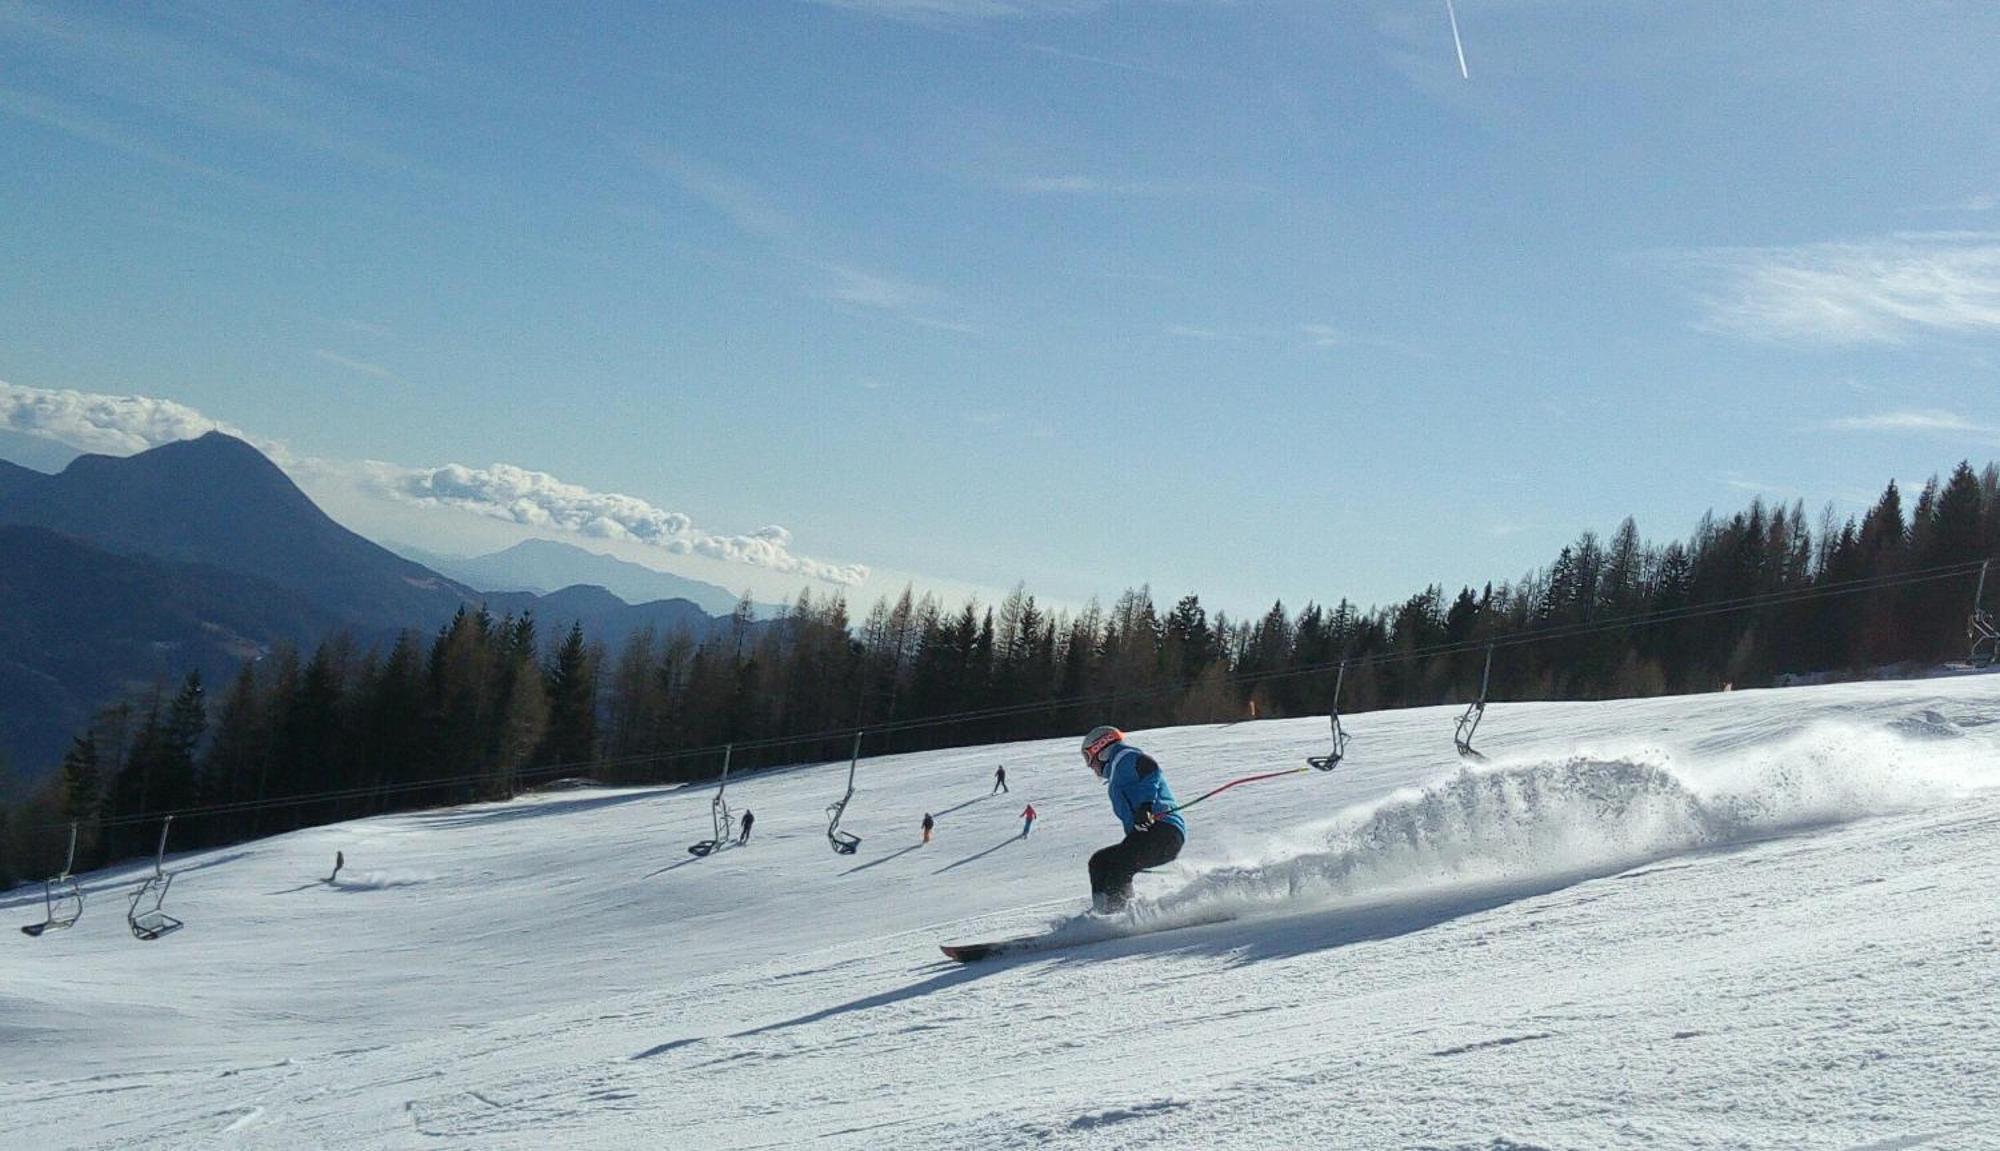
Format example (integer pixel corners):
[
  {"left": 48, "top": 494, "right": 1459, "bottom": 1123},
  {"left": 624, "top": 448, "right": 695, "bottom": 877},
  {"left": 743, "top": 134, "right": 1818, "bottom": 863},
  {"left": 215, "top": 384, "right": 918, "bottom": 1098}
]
[
  {"left": 939, "top": 935, "right": 1052, "bottom": 963},
  {"left": 941, "top": 905, "right": 1238, "bottom": 963}
]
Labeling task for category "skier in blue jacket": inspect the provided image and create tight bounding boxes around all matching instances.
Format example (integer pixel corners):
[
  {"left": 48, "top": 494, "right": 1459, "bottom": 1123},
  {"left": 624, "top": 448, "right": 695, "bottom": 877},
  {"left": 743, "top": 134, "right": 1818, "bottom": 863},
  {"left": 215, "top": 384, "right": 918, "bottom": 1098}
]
[{"left": 1080, "top": 725, "right": 1185, "bottom": 913}]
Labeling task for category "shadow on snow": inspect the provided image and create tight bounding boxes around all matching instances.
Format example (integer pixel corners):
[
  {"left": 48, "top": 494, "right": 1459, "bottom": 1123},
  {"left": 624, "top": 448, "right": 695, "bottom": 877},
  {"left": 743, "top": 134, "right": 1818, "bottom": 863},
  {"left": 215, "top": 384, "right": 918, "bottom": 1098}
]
[
  {"left": 629, "top": 964, "right": 1002, "bottom": 1059},
  {"left": 841, "top": 842, "right": 924, "bottom": 876},
  {"left": 408, "top": 786, "right": 678, "bottom": 830},
  {"left": 933, "top": 834, "right": 1021, "bottom": 875}
]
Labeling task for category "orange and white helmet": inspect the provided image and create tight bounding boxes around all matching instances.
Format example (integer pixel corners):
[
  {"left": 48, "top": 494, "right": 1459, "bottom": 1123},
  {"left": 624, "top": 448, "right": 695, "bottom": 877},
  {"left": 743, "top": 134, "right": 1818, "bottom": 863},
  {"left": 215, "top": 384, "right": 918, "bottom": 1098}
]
[{"left": 1080, "top": 725, "right": 1124, "bottom": 779}]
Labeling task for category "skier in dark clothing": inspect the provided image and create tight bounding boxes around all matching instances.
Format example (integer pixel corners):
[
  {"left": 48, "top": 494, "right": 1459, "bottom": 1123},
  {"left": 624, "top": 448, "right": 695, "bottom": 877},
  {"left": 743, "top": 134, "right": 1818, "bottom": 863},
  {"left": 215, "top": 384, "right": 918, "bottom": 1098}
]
[
  {"left": 738, "top": 809, "right": 754, "bottom": 845},
  {"left": 1080, "top": 725, "right": 1185, "bottom": 913},
  {"left": 992, "top": 764, "right": 1009, "bottom": 794},
  {"left": 922, "top": 812, "right": 935, "bottom": 844}
]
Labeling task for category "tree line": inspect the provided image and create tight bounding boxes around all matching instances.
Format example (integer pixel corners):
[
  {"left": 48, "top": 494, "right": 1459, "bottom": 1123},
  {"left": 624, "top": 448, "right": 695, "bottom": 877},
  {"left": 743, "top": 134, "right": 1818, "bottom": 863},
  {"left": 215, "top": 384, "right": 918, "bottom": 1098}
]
[{"left": 3, "top": 459, "right": 1997, "bottom": 887}]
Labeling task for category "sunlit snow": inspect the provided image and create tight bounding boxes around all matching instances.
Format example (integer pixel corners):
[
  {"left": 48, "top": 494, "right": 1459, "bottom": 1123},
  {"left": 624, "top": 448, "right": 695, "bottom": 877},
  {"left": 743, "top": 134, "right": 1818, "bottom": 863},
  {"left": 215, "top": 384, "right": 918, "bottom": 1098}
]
[{"left": 5, "top": 675, "right": 1998, "bottom": 1148}]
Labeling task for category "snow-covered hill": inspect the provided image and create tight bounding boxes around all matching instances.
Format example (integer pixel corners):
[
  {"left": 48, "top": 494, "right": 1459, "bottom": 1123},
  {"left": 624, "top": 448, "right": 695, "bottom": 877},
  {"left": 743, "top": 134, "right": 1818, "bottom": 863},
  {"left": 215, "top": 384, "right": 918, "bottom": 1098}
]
[{"left": 6, "top": 677, "right": 2000, "bottom": 1149}]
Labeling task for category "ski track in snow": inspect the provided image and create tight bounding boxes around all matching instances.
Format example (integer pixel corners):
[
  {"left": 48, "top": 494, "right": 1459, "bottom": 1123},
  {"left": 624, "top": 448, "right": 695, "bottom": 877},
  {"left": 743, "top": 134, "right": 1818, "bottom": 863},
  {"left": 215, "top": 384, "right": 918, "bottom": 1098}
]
[{"left": 4, "top": 677, "right": 2000, "bottom": 1148}]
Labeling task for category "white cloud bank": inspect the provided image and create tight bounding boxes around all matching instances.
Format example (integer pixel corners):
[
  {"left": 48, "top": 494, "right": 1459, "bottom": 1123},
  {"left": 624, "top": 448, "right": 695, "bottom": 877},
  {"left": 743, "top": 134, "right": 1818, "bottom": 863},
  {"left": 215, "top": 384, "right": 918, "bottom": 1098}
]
[
  {"left": 375, "top": 462, "right": 869, "bottom": 586},
  {"left": 1685, "top": 232, "right": 2000, "bottom": 345},
  {"left": 0, "top": 380, "right": 255, "bottom": 455},
  {"left": 0, "top": 380, "right": 870, "bottom": 587}
]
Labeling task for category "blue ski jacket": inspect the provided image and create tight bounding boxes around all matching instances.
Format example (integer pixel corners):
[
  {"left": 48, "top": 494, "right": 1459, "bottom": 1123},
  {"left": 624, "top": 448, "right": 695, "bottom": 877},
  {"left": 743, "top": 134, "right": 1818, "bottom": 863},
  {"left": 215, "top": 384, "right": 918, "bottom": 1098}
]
[{"left": 1103, "top": 743, "right": 1185, "bottom": 837}]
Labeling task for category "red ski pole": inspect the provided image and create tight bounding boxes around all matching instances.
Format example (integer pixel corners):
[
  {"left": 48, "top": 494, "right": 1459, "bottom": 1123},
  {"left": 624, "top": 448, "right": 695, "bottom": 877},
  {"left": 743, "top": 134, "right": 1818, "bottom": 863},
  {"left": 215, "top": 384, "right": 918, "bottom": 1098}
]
[{"left": 1160, "top": 765, "right": 1312, "bottom": 817}]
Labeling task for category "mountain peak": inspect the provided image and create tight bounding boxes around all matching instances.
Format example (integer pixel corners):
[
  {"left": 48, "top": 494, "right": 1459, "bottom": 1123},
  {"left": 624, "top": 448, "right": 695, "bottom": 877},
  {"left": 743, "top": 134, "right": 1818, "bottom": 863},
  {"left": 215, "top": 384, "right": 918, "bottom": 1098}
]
[
  {"left": 0, "top": 434, "right": 473, "bottom": 628},
  {"left": 438, "top": 536, "right": 763, "bottom": 617}
]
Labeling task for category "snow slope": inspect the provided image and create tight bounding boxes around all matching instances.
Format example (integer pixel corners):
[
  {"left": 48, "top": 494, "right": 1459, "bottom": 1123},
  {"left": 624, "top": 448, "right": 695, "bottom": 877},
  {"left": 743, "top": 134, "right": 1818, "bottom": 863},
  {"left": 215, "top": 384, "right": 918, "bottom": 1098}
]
[{"left": 5, "top": 676, "right": 2000, "bottom": 1149}]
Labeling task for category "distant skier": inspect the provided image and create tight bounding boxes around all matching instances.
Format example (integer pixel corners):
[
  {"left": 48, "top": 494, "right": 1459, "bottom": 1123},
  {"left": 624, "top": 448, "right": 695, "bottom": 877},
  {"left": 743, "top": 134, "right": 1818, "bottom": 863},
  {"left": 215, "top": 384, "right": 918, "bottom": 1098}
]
[
  {"left": 992, "top": 764, "right": 1009, "bottom": 794},
  {"left": 1020, "top": 803, "right": 1036, "bottom": 838},
  {"left": 1079, "top": 725, "right": 1185, "bottom": 914},
  {"left": 738, "top": 809, "right": 754, "bottom": 845},
  {"left": 325, "top": 851, "right": 344, "bottom": 884},
  {"left": 922, "top": 812, "right": 935, "bottom": 844}
]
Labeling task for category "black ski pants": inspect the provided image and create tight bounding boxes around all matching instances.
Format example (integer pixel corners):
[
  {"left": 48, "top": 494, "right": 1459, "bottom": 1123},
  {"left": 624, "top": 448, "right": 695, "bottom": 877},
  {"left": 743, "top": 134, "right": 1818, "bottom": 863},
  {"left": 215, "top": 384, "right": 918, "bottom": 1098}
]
[{"left": 1088, "top": 824, "right": 1185, "bottom": 898}]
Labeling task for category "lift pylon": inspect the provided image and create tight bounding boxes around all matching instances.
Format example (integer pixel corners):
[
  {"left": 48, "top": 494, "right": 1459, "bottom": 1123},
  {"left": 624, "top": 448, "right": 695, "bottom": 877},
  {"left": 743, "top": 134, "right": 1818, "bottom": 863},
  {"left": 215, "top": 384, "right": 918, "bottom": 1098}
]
[
  {"left": 826, "top": 731, "right": 863, "bottom": 855},
  {"left": 686, "top": 745, "right": 735, "bottom": 857},
  {"left": 1307, "top": 660, "right": 1351, "bottom": 771},
  {"left": 1970, "top": 560, "right": 1998, "bottom": 668},
  {"left": 1454, "top": 646, "right": 1494, "bottom": 761}
]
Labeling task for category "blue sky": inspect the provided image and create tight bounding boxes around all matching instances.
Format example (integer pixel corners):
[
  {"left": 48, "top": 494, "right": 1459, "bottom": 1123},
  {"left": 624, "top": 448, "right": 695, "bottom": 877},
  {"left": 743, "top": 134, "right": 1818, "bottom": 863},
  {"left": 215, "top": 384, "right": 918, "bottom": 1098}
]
[{"left": 4, "top": 0, "right": 1999, "bottom": 617}]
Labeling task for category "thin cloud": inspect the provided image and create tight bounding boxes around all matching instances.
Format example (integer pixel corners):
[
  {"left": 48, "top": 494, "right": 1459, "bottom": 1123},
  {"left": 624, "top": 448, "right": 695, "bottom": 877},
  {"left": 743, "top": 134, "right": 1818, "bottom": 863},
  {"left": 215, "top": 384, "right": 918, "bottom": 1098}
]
[
  {"left": 622, "top": 145, "right": 973, "bottom": 334},
  {"left": 324, "top": 316, "right": 395, "bottom": 339},
  {"left": 808, "top": 1, "right": 1101, "bottom": 25},
  {"left": 823, "top": 265, "right": 977, "bottom": 333},
  {"left": 1299, "top": 322, "right": 1435, "bottom": 359},
  {"left": 1916, "top": 194, "right": 1999, "bottom": 214},
  {"left": 1827, "top": 410, "right": 1995, "bottom": 435},
  {"left": 1010, "top": 174, "right": 1107, "bottom": 194},
  {"left": 827, "top": 265, "right": 933, "bottom": 311},
  {"left": 1716, "top": 471, "right": 1877, "bottom": 506},
  {"left": 1165, "top": 320, "right": 1430, "bottom": 358},
  {"left": 1165, "top": 324, "right": 1247, "bottom": 342},
  {"left": 1721, "top": 477, "right": 1782, "bottom": 495},
  {"left": 1016, "top": 40, "right": 1186, "bottom": 81},
  {"left": 1714, "top": 473, "right": 1871, "bottom": 505},
  {"left": 623, "top": 141, "right": 795, "bottom": 240},
  {"left": 0, "top": 3, "right": 421, "bottom": 175},
  {"left": 0, "top": 84, "right": 222, "bottom": 179},
  {"left": 311, "top": 349, "right": 394, "bottom": 379},
  {"left": 1680, "top": 232, "right": 2000, "bottom": 345},
  {"left": 1001, "top": 172, "right": 1266, "bottom": 199}
]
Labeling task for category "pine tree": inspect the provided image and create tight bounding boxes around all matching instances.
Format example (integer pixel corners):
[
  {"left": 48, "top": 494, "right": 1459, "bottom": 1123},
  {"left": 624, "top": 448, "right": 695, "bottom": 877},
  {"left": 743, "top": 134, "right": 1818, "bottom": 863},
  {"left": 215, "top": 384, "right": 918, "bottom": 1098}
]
[
  {"left": 1162, "top": 594, "right": 1213, "bottom": 685},
  {"left": 200, "top": 662, "right": 267, "bottom": 837},
  {"left": 102, "top": 691, "right": 165, "bottom": 859},
  {"left": 495, "top": 662, "right": 548, "bottom": 796},
  {"left": 538, "top": 621, "right": 599, "bottom": 771},
  {"left": 355, "top": 633, "right": 426, "bottom": 814},
  {"left": 1856, "top": 480, "right": 1907, "bottom": 664},
  {"left": 59, "top": 733, "right": 102, "bottom": 825},
  {"left": 156, "top": 671, "right": 205, "bottom": 821}
]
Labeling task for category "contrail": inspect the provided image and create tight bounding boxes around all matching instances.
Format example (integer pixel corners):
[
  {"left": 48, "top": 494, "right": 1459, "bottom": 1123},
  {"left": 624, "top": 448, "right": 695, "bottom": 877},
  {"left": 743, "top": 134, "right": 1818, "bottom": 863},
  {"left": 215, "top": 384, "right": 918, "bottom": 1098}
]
[{"left": 1445, "top": 0, "right": 1470, "bottom": 79}]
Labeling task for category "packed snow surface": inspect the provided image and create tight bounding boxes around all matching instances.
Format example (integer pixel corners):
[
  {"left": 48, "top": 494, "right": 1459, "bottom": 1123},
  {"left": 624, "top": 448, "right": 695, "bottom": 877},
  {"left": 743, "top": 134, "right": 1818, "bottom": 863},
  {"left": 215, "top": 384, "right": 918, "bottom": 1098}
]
[{"left": 6, "top": 677, "right": 2000, "bottom": 1149}]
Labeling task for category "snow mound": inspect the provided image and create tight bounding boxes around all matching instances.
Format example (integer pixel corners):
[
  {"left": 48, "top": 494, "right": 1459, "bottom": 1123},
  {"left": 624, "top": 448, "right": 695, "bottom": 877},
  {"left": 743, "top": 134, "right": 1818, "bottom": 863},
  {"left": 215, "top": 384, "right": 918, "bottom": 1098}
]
[
  {"left": 1116, "top": 721, "right": 1994, "bottom": 933},
  {"left": 326, "top": 870, "right": 433, "bottom": 891}
]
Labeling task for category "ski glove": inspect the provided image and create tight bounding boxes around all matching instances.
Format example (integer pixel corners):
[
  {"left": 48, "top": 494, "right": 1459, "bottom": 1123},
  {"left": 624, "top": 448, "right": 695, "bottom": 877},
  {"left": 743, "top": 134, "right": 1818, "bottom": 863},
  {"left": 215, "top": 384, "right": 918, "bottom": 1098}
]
[{"left": 1133, "top": 802, "right": 1155, "bottom": 830}]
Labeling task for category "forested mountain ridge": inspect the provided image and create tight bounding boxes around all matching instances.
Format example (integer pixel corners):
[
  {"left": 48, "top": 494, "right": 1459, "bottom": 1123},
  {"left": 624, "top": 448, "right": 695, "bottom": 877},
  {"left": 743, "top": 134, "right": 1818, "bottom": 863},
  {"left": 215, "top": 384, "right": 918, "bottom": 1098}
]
[
  {"left": 0, "top": 524, "right": 342, "bottom": 776},
  {"left": 0, "top": 436, "right": 745, "bottom": 778}
]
